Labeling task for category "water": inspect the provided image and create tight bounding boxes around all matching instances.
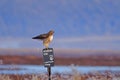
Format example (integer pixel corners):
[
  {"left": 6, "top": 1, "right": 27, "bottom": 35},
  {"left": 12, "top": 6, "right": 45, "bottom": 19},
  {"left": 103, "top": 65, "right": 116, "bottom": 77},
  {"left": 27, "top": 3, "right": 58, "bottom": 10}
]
[{"left": 0, "top": 65, "right": 120, "bottom": 75}]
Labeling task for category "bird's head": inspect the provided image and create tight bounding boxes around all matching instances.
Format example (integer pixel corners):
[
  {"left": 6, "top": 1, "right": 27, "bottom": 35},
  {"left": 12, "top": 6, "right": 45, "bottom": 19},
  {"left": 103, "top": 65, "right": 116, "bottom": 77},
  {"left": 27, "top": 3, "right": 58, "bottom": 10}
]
[{"left": 48, "top": 30, "right": 54, "bottom": 35}]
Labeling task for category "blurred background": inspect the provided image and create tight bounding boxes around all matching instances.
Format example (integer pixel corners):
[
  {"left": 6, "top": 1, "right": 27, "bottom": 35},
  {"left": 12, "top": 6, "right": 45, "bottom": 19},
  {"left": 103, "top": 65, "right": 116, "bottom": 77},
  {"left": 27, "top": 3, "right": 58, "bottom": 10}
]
[
  {"left": 0, "top": 0, "right": 120, "bottom": 66},
  {"left": 0, "top": 0, "right": 120, "bottom": 50}
]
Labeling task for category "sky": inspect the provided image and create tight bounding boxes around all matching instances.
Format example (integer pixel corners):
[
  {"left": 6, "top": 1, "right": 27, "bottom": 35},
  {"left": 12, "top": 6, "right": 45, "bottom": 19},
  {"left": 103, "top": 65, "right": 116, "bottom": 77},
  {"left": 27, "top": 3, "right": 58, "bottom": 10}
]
[{"left": 0, "top": 0, "right": 120, "bottom": 50}]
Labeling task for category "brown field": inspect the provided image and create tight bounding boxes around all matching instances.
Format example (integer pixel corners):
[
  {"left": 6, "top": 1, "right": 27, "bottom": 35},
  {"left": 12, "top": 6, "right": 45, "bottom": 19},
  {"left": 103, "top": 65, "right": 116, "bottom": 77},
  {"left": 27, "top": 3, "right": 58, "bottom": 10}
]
[
  {"left": 0, "top": 55, "right": 120, "bottom": 66},
  {"left": 0, "top": 48, "right": 120, "bottom": 66}
]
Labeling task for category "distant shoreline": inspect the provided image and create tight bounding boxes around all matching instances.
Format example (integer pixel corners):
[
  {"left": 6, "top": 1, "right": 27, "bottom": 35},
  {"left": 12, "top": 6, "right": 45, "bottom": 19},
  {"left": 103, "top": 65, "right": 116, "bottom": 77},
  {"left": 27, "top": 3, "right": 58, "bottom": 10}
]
[
  {"left": 0, "top": 48, "right": 120, "bottom": 66},
  {"left": 0, "top": 55, "right": 120, "bottom": 66}
]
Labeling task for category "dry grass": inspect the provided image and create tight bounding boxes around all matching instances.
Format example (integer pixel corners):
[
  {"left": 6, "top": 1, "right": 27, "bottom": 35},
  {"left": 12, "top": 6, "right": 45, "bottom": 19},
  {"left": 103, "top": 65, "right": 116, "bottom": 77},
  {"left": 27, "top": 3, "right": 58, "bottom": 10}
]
[
  {"left": 0, "top": 71, "right": 120, "bottom": 80},
  {"left": 0, "top": 64, "right": 120, "bottom": 80}
]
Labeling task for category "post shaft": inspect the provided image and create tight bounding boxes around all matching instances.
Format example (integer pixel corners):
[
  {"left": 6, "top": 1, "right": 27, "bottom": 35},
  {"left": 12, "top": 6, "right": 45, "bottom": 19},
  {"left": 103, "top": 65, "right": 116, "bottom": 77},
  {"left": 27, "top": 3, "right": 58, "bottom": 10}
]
[{"left": 47, "top": 67, "right": 51, "bottom": 80}]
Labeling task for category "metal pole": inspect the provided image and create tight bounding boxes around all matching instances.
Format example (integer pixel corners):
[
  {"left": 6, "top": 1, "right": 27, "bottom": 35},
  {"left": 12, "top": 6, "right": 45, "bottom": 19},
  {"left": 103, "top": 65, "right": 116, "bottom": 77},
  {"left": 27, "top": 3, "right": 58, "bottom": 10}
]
[{"left": 47, "top": 67, "right": 51, "bottom": 80}]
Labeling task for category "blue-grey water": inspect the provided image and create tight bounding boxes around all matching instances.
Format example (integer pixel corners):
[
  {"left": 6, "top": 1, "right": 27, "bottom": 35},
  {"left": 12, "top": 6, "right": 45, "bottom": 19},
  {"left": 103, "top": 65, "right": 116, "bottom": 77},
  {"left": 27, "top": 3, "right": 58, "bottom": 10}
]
[{"left": 0, "top": 65, "right": 120, "bottom": 74}]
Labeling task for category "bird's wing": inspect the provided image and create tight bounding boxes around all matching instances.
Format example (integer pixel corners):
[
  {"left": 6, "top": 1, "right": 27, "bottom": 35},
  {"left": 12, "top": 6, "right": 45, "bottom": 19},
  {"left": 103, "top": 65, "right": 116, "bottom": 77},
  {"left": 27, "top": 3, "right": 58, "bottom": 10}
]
[
  {"left": 32, "top": 33, "right": 48, "bottom": 40},
  {"left": 39, "top": 33, "right": 48, "bottom": 39}
]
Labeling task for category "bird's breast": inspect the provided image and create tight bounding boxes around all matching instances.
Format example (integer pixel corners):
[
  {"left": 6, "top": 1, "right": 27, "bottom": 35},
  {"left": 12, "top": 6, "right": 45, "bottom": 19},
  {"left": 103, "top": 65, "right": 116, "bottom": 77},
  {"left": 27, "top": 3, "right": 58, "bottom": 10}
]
[{"left": 49, "top": 35, "right": 53, "bottom": 41}]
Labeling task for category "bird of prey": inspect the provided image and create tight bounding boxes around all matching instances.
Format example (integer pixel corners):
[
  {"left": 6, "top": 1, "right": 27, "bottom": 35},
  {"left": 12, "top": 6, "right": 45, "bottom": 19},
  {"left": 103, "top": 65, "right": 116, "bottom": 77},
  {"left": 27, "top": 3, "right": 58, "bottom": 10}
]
[{"left": 32, "top": 30, "right": 54, "bottom": 49}]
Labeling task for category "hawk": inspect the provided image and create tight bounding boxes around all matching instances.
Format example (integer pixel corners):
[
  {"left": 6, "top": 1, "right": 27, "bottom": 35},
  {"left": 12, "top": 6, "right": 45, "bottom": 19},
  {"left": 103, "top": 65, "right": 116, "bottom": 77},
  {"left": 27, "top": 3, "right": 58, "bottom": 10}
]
[{"left": 32, "top": 30, "right": 54, "bottom": 49}]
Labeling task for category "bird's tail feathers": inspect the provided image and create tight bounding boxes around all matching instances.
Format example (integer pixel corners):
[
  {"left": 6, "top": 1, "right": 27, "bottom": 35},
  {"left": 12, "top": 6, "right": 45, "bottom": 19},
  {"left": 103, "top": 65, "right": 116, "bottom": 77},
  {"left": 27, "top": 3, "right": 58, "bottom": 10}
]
[{"left": 32, "top": 36, "right": 40, "bottom": 39}]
